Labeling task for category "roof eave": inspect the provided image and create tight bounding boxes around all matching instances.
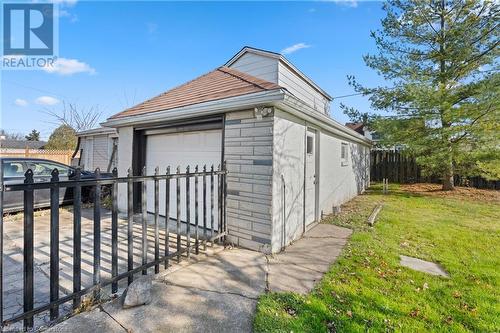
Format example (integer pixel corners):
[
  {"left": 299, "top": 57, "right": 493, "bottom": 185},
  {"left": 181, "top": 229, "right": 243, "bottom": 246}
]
[
  {"left": 101, "top": 89, "right": 286, "bottom": 128},
  {"left": 77, "top": 127, "right": 117, "bottom": 137},
  {"left": 278, "top": 93, "right": 372, "bottom": 146}
]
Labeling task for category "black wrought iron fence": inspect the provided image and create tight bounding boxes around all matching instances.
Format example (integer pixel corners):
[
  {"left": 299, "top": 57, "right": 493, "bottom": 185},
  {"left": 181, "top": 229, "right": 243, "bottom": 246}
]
[{"left": 0, "top": 163, "right": 227, "bottom": 330}]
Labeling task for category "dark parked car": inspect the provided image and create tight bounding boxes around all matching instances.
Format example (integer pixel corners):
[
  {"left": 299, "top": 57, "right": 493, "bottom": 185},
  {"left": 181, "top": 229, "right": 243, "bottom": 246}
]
[{"left": 1, "top": 158, "right": 112, "bottom": 213}]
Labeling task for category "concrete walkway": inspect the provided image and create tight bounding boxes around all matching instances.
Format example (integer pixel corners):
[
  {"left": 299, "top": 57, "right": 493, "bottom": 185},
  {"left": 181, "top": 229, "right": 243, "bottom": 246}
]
[{"left": 45, "top": 224, "right": 351, "bottom": 333}]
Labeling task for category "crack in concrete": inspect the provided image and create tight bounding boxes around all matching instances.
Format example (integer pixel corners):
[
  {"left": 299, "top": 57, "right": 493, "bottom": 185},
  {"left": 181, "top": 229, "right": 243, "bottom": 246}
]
[
  {"left": 99, "top": 305, "right": 130, "bottom": 333},
  {"left": 162, "top": 280, "right": 259, "bottom": 301},
  {"left": 264, "top": 255, "right": 270, "bottom": 293}
]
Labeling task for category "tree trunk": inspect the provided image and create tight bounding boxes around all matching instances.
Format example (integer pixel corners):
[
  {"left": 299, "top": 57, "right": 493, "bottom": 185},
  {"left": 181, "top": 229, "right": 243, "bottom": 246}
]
[
  {"left": 442, "top": 157, "right": 455, "bottom": 191},
  {"left": 442, "top": 174, "right": 455, "bottom": 191}
]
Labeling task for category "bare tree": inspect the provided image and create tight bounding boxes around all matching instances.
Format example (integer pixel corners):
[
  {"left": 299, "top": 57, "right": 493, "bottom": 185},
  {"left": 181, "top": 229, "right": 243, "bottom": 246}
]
[
  {"left": 0, "top": 129, "right": 24, "bottom": 140},
  {"left": 43, "top": 101, "right": 102, "bottom": 132}
]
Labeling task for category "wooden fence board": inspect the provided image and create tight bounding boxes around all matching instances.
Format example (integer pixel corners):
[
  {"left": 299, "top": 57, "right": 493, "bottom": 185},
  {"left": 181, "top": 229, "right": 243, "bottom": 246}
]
[
  {"left": 370, "top": 150, "right": 499, "bottom": 190},
  {"left": 0, "top": 149, "right": 74, "bottom": 165}
]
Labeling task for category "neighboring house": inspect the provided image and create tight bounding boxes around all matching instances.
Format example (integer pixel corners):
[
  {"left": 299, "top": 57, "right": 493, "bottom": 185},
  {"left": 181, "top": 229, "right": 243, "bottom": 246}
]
[
  {"left": 346, "top": 122, "right": 405, "bottom": 151},
  {"left": 0, "top": 138, "right": 75, "bottom": 164},
  {"left": 0, "top": 139, "right": 47, "bottom": 149},
  {"left": 345, "top": 122, "right": 380, "bottom": 142},
  {"left": 75, "top": 127, "right": 118, "bottom": 172},
  {"left": 102, "top": 46, "right": 372, "bottom": 253}
]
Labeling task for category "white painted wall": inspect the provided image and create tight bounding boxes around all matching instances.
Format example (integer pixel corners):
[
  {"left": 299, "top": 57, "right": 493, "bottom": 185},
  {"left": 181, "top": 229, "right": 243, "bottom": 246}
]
[
  {"left": 271, "top": 109, "right": 306, "bottom": 253},
  {"left": 79, "top": 134, "right": 117, "bottom": 172},
  {"left": 228, "top": 52, "right": 279, "bottom": 83},
  {"left": 271, "top": 108, "right": 370, "bottom": 253},
  {"left": 318, "top": 133, "right": 370, "bottom": 216},
  {"left": 278, "top": 63, "right": 330, "bottom": 115},
  {"left": 227, "top": 52, "right": 331, "bottom": 115},
  {"left": 117, "top": 126, "right": 133, "bottom": 212}
]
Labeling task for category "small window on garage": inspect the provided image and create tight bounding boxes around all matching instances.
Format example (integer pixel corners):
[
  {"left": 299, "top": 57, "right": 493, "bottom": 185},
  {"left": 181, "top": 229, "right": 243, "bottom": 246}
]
[
  {"left": 341, "top": 142, "right": 349, "bottom": 166},
  {"left": 306, "top": 136, "right": 314, "bottom": 154}
]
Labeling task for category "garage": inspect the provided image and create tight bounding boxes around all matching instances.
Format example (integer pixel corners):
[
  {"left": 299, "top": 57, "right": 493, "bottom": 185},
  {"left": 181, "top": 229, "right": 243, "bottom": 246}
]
[{"left": 144, "top": 125, "right": 223, "bottom": 227}]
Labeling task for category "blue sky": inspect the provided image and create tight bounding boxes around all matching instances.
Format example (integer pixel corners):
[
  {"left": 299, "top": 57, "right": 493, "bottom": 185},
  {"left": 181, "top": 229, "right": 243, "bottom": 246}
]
[{"left": 1, "top": 0, "right": 385, "bottom": 140}]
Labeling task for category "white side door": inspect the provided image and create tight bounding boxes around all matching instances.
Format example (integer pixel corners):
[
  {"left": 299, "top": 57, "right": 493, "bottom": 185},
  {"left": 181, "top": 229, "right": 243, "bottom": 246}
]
[{"left": 304, "top": 129, "right": 317, "bottom": 226}]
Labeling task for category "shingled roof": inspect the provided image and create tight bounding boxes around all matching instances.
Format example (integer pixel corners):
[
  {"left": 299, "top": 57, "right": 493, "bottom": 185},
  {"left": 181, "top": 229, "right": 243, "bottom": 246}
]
[
  {"left": 110, "top": 66, "right": 282, "bottom": 119},
  {"left": 0, "top": 139, "right": 47, "bottom": 149}
]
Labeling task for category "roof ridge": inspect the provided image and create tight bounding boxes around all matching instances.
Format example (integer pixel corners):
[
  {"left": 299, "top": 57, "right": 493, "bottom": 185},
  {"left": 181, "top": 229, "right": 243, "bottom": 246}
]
[
  {"left": 217, "top": 66, "right": 271, "bottom": 91},
  {"left": 117, "top": 68, "right": 221, "bottom": 116}
]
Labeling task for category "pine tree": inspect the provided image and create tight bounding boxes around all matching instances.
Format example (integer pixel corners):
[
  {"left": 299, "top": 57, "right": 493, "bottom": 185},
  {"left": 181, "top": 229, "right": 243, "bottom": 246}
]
[
  {"left": 25, "top": 129, "right": 40, "bottom": 141},
  {"left": 345, "top": 0, "right": 499, "bottom": 190}
]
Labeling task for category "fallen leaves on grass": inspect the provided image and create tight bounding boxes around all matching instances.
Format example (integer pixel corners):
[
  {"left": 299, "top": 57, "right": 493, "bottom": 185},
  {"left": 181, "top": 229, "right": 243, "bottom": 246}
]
[
  {"left": 409, "top": 308, "right": 420, "bottom": 317},
  {"left": 400, "top": 183, "right": 500, "bottom": 203}
]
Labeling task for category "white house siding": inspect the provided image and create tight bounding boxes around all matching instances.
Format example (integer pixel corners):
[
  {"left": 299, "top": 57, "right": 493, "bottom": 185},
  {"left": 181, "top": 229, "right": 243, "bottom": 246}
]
[
  {"left": 79, "top": 134, "right": 117, "bottom": 172},
  {"left": 80, "top": 138, "right": 93, "bottom": 170},
  {"left": 224, "top": 109, "right": 274, "bottom": 253},
  {"left": 271, "top": 109, "right": 306, "bottom": 253},
  {"left": 318, "top": 133, "right": 370, "bottom": 216},
  {"left": 117, "top": 126, "right": 134, "bottom": 212},
  {"left": 92, "top": 135, "right": 110, "bottom": 171},
  {"left": 227, "top": 53, "right": 279, "bottom": 85},
  {"left": 271, "top": 108, "right": 370, "bottom": 253},
  {"left": 278, "top": 63, "right": 330, "bottom": 115}
]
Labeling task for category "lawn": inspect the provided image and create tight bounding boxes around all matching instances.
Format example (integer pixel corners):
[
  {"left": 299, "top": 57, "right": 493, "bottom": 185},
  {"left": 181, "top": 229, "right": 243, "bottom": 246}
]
[{"left": 253, "top": 184, "right": 500, "bottom": 332}]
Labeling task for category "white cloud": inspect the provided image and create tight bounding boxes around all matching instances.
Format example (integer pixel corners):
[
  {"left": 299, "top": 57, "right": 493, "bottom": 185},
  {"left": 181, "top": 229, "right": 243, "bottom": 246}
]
[
  {"left": 43, "top": 58, "right": 96, "bottom": 76},
  {"left": 35, "top": 96, "right": 60, "bottom": 106},
  {"left": 58, "top": 10, "right": 78, "bottom": 23},
  {"left": 281, "top": 43, "right": 312, "bottom": 55},
  {"left": 15, "top": 98, "right": 28, "bottom": 107},
  {"left": 52, "top": 0, "right": 78, "bottom": 6},
  {"left": 330, "top": 0, "right": 358, "bottom": 8}
]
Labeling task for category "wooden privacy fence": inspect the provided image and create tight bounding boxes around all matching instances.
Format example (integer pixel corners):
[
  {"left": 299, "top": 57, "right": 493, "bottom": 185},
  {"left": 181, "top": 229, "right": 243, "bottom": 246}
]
[
  {"left": 0, "top": 148, "right": 74, "bottom": 165},
  {"left": 370, "top": 150, "right": 500, "bottom": 190}
]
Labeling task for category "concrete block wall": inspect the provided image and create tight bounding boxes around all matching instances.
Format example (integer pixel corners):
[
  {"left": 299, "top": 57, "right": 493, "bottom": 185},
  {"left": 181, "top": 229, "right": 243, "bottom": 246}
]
[{"left": 224, "top": 109, "right": 274, "bottom": 253}]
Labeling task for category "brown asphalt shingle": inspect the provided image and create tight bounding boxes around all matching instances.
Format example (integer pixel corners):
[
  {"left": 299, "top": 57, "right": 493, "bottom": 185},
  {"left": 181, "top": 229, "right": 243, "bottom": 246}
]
[{"left": 110, "top": 66, "right": 282, "bottom": 119}]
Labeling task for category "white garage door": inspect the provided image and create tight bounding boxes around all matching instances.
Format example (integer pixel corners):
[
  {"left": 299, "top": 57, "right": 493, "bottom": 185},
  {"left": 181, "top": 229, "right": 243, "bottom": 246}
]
[{"left": 145, "top": 129, "right": 222, "bottom": 228}]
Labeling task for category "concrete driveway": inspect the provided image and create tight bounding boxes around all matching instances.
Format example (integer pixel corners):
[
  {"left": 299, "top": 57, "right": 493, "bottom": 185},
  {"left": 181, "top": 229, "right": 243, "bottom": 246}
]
[
  {"left": 1, "top": 206, "right": 223, "bottom": 331},
  {"left": 45, "top": 223, "right": 351, "bottom": 333}
]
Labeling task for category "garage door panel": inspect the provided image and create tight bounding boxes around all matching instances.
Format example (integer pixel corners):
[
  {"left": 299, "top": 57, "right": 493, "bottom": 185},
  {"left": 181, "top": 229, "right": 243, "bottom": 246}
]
[{"left": 145, "top": 129, "right": 222, "bottom": 229}]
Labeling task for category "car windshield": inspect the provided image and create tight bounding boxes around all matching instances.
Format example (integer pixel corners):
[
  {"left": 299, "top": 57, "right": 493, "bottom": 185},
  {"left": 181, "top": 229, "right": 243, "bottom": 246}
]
[
  {"left": 30, "top": 162, "right": 71, "bottom": 177},
  {"left": 3, "top": 161, "right": 25, "bottom": 177}
]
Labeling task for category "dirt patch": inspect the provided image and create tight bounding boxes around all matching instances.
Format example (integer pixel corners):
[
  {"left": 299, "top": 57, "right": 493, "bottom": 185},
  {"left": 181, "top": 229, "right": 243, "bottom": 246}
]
[{"left": 400, "top": 183, "right": 500, "bottom": 203}]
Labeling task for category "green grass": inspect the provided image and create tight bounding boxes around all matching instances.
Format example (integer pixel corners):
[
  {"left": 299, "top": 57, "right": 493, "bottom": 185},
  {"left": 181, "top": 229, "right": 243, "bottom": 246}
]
[{"left": 254, "top": 184, "right": 500, "bottom": 332}]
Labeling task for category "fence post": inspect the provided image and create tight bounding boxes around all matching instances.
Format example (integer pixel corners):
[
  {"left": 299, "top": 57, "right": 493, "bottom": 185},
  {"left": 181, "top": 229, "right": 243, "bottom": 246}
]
[
  {"left": 73, "top": 168, "right": 82, "bottom": 309},
  {"left": 23, "top": 169, "right": 34, "bottom": 330},
  {"left": 111, "top": 168, "right": 118, "bottom": 293},
  {"left": 217, "top": 164, "right": 222, "bottom": 242},
  {"left": 49, "top": 169, "right": 60, "bottom": 320},
  {"left": 194, "top": 165, "right": 199, "bottom": 255},
  {"left": 93, "top": 168, "right": 101, "bottom": 299},
  {"left": 141, "top": 166, "right": 148, "bottom": 275},
  {"left": 176, "top": 166, "right": 181, "bottom": 263},
  {"left": 154, "top": 167, "right": 160, "bottom": 274},
  {"left": 127, "top": 168, "right": 134, "bottom": 285},
  {"left": 210, "top": 165, "right": 215, "bottom": 242},
  {"left": 0, "top": 160, "right": 3, "bottom": 325},
  {"left": 164, "top": 166, "right": 170, "bottom": 269},
  {"left": 185, "top": 166, "right": 191, "bottom": 259},
  {"left": 203, "top": 165, "right": 207, "bottom": 250},
  {"left": 223, "top": 161, "right": 227, "bottom": 237}
]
